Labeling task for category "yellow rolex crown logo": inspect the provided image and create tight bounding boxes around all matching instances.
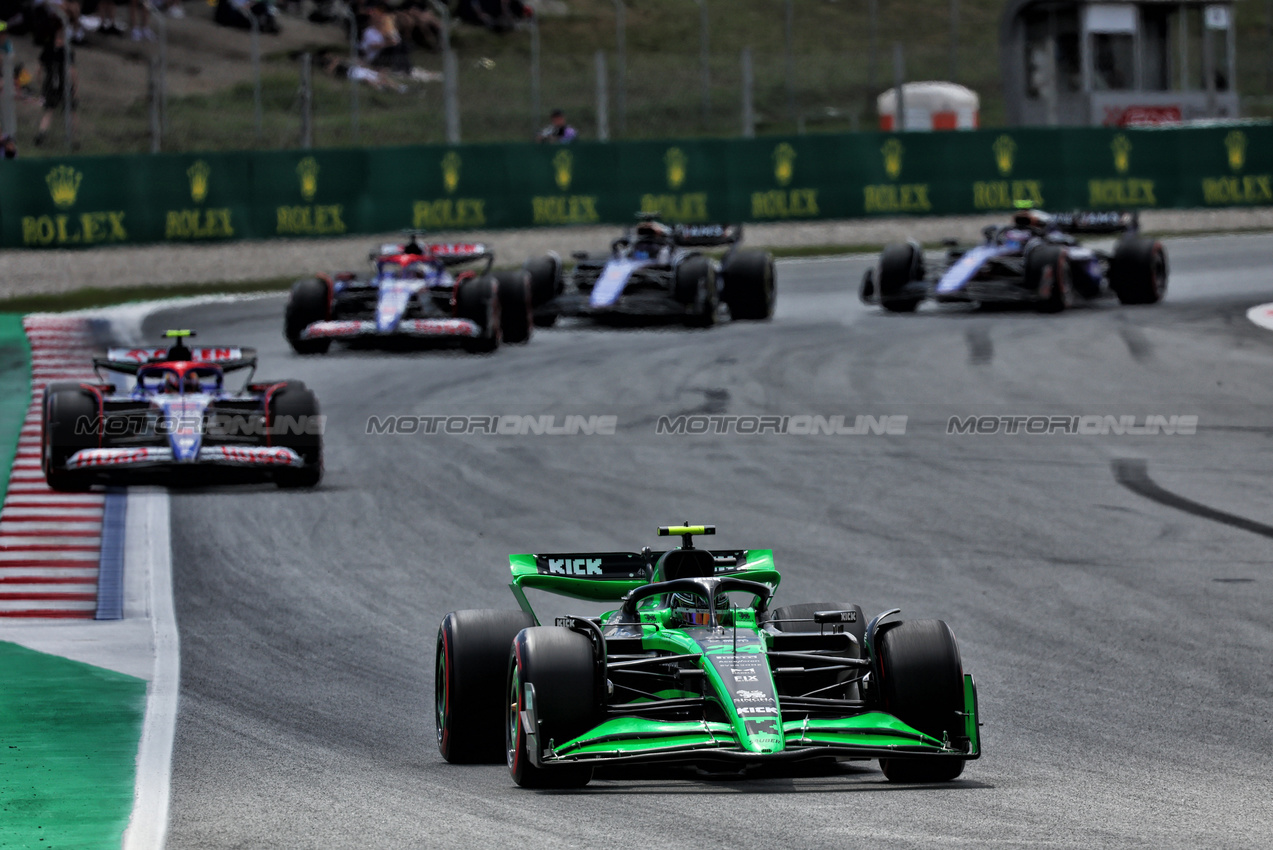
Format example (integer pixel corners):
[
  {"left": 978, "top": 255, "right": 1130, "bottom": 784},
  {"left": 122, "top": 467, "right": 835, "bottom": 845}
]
[
  {"left": 1111, "top": 134, "right": 1132, "bottom": 174},
  {"left": 882, "top": 139, "right": 904, "bottom": 180},
  {"left": 187, "top": 160, "right": 211, "bottom": 204},
  {"left": 552, "top": 149, "right": 573, "bottom": 191},
  {"left": 45, "top": 165, "right": 82, "bottom": 209},
  {"left": 773, "top": 143, "right": 796, "bottom": 187},
  {"left": 441, "top": 151, "right": 462, "bottom": 194},
  {"left": 297, "top": 157, "right": 320, "bottom": 201},
  {"left": 1225, "top": 130, "right": 1246, "bottom": 172},
  {"left": 665, "top": 147, "right": 687, "bottom": 190},
  {"left": 993, "top": 135, "right": 1016, "bottom": 177}
]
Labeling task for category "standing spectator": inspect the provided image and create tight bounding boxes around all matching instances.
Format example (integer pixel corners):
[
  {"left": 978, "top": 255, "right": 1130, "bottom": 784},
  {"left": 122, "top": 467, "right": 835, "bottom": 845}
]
[
  {"left": 128, "top": 0, "right": 153, "bottom": 40},
  {"left": 360, "top": 2, "right": 408, "bottom": 72},
  {"left": 536, "top": 109, "right": 576, "bottom": 144},
  {"left": 1, "top": 133, "right": 17, "bottom": 158},
  {"left": 34, "top": 23, "right": 76, "bottom": 147}
]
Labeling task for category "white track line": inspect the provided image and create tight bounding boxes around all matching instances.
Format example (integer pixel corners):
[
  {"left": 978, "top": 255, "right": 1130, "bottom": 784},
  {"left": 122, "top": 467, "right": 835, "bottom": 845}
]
[
  {"left": 1246, "top": 302, "right": 1273, "bottom": 332},
  {"left": 121, "top": 489, "right": 178, "bottom": 850}
]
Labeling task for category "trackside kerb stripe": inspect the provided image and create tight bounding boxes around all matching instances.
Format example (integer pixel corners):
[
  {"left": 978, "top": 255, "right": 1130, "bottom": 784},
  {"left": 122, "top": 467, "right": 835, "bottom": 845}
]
[{"left": 0, "top": 316, "right": 105, "bottom": 619}]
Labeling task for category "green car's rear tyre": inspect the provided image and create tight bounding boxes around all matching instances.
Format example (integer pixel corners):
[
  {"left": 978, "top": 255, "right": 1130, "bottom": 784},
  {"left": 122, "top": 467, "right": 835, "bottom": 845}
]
[
  {"left": 876, "top": 619, "right": 967, "bottom": 783},
  {"left": 436, "top": 609, "right": 536, "bottom": 764},
  {"left": 507, "top": 627, "right": 595, "bottom": 788}
]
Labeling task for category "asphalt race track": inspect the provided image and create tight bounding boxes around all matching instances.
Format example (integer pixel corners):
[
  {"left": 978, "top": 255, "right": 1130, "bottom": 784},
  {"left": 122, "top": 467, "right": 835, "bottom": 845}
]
[{"left": 146, "top": 234, "right": 1273, "bottom": 848}]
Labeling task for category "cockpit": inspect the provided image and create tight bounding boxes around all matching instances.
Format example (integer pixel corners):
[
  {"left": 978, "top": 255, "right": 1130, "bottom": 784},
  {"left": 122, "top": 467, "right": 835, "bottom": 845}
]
[{"left": 137, "top": 365, "right": 223, "bottom": 395}]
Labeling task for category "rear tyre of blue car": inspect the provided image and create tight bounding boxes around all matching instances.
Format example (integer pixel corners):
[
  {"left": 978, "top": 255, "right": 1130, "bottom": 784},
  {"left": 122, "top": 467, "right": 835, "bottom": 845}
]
[
  {"left": 877, "top": 244, "right": 923, "bottom": 313},
  {"left": 525, "top": 254, "right": 563, "bottom": 327},
  {"left": 284, "top": 278, "right": 332, "bottom": 355},
  {"left": 1110, "top": 237, "right": 1168, "bottom": 305},
  {"left": 876, "top": 619, "right": 967, "bottom": 783},
  {"left": 436, "top": 609, "right": 537, "bottom": 764},
  {"left": 270, "top": 383, "right": 323, "bottom": 489},
  {"left": 42, "top": 383, "right": 98, "bottom": 493},
  {"left": 1027, "top": 245, "right": 1071, "bottom": 314},
  {"left": 675, "top": 257, "right": 718, "bottom": 328},
  {"left": 721, "top": 249, "right": 776, "bottom": 321},
  {"left": 494, "top": 269, "right": 533, "bottom": 345},
  {"left": 457, "top": 276, "right": 502, "bottom": 354},
  {"left": 507, "top": 627, "right": 595, "bottom": 788}
]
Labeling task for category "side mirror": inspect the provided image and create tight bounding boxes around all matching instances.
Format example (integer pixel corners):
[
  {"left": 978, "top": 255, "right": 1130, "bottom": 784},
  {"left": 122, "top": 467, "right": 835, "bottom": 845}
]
[
  {"left": 571, "top": 250, "right": 589, "bottom": 260},
  {"left": 813, "top": 609, "right": 859, "bottom": 625},
  {"left": 941, "top": 237, "right": 959, "bottom": 248}
]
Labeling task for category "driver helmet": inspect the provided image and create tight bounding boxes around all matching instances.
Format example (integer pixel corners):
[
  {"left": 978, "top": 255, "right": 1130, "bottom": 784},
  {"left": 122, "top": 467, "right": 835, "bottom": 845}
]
[
  {"left": 670, "top": 589, "right": 730, "bottom": 627},
  {"left": 379, "top": 261, "right": 402, "bottom": 280},
  {"left": 405, "top": 261, "right": 429, "bottom": 279},
  {"left": 163, "top": 371, "right": 182, "bottom": 393},
  {"left": 1012, "top": 208, "right": 1050, "bottom": 233},
  {"left": 184, "top": 370, "right": 203, "bottom": 393}
]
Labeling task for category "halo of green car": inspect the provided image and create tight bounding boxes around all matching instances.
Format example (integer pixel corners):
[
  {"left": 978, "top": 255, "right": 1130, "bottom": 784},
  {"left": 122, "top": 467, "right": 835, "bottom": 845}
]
[{"left": 436, "top": 525, "right": 980, "bottom": 788}]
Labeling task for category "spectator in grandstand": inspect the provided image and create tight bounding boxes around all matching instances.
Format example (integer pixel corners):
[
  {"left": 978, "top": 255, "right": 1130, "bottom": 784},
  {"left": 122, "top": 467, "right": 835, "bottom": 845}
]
[
  {"left": 389, "top": 0, "right": 438, "bottom": 51},
  {"left": 89, "top": 0, "right": 124, "bottom": 35},
  {"left": 33, "top": 23, "right": 75, "bottom": 147},
  {"left": 535, "top": 109, "right": 576, "bottom": 144},
  {"left": 360, "top": 2, "right": 408, "bottom": 71},
  {"left": 456, "top": 0, "right": 530, "bottom": 33},
  {"left": 127, "top": 0, "right": 153, "bottom": 39}
]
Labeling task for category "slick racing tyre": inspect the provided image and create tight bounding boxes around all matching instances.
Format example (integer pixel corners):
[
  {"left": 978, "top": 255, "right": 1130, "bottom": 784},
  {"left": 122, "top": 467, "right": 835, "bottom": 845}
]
[
  {"left": 674, "top": 256, "right": 718, "bottom": 328},
  {"left": 860, "top": 268, "right": 876, "bottom": 304},
  {"left": 457, "top": 276, "right": 501, "bottom": 353},
  {"left": 493, "top": 269, "right": 533, "bottom": 345},
  {"left": 284, "top": 278, "right": 332, "bottom": 355},
  {"left": 507, "top": 627, "right": 595, "bottom": 788},
  {"left": 525, "top": 254, "right": 563, "bottom": 327},
  {"left": 721, "top": 249, "right": 776, "bottom": 321},
  {"left": 877, "top": 243, "right": 923, "bottom": 313},
  {"left": 769, "top": 602, "right": 865, "bottom": 699},
  {"left": 875, "top": 619, "right": 967, "bottom": 783},
  {"left": 42, "top": 382, "right": 98, "bottom": 493},
  {"left": 269, "top": 383, "right": 323, "bottom": 489},
  {"left": 1109, "top": 237, "right": 1168, "bottom": 305},
  {"left": 436, "top": 609, "right": 536, "bottom": 764},
  {"left": 1026, "top": 245, "right": 1071, "bottom": 314}
]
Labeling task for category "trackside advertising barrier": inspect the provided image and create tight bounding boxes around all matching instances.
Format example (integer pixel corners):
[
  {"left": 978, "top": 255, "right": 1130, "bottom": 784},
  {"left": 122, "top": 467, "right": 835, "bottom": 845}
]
[{"left": 0, "top": 124, "right": 1269, "bottom": 249}]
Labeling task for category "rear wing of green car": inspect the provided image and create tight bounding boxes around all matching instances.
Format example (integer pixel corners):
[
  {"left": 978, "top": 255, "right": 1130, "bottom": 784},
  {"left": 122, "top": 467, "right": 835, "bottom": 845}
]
[{"left": 509, "top": 549, "right": 780, "bottom": 622}]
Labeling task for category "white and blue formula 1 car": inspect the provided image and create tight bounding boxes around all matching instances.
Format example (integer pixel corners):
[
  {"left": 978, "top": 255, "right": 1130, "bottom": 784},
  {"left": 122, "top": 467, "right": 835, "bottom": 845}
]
[
  {"left": 285, "top": 236, "right": 535, "bottom": 355},
  {"left": 41, "top": 331, "right": 322, "bottom": 491},
  {"left": 525, "top": 215, "right": 776, "bottom": 327},
  {"left": 861, "top": 208, "right": 1167, "bottom": 313}
]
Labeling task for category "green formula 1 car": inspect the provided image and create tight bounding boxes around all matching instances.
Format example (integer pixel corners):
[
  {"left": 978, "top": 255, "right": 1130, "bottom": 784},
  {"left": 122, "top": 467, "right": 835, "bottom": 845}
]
[{"left": 435, "top": 525, "right": 980, "bottom": 788}]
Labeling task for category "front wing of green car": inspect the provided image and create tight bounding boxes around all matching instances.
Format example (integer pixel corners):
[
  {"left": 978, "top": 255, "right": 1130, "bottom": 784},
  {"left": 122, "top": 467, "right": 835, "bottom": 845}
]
[{"left": 518, "top": 674, "right": 979, "bottom": 769}]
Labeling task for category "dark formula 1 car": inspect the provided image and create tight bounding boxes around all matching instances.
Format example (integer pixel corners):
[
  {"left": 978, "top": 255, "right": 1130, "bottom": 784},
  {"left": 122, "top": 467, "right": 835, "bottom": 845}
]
[
  {"left": 42, "top": 331, "right": 322, "bottom": 491},
  {"left": 861, "top": 208, "right": 1167, "bottom": 313},
  {"left": 284, "top": 235, "right": 533, "bottom": 355},
  {"left": 525, "top": 215, "right": 776, "bottom": 327},
  {"left": 436, "top": 525, "right": 980, "bottom": 788}
]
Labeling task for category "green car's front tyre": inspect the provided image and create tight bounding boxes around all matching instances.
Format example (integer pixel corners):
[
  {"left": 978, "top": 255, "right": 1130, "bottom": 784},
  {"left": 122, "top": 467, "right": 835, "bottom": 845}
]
[
  {"left": 876, "top": 619, "right": 967, "bottom": 783},
  {"left": 436, "top": 609, "right": 534, "bottom": 764},
  {"left": 507, "top": 627, "right": 595, "bottom": 789}
]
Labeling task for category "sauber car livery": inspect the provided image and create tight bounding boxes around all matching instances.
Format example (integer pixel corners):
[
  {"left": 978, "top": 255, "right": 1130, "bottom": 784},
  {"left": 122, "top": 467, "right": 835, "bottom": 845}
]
[
  {"left": 436, "top": 525, "right": 980, "bottom": 788},
  {"left": 41, "top": 330, "right": 322, "bottom": 491}
]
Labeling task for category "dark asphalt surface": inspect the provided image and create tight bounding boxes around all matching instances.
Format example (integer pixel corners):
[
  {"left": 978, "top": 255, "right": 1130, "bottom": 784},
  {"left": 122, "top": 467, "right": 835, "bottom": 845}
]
[{"left": 148, "top": 234, "right": 1273, "bottom": 848}]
